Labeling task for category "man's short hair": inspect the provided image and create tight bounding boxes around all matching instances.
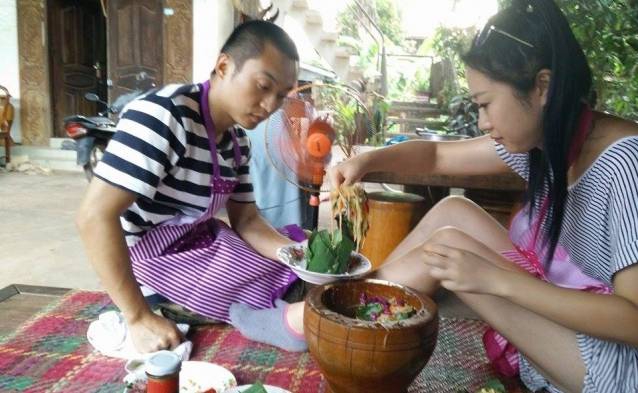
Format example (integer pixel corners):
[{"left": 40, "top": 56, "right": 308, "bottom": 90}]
[{"left": 220, "top": 20, "right": 299, "bottom": 72}]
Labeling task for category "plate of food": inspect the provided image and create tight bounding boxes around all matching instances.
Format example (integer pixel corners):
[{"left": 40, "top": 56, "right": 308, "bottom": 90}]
[
  {"left": 277, "top": 185, "right": 372, "bottom": 285},
  {"left": 180, "top": 361, "right": 237, "bottom": 393},
  {"left": 276, "top": 233, "right": 371, "bottom": 285},
  {"left": 224, "top": 382, "right": 291, "bottom": 393}
]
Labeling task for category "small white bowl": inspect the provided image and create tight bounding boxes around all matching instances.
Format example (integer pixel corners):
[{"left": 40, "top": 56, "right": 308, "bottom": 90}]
[{"left": 276, "top": 243, "right": 372, "bottom": 285}]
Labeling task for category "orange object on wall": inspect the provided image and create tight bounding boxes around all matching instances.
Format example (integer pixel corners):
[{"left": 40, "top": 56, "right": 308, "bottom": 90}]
[{"left": 0, "top": 85, "right": 14, "bottom": 164}]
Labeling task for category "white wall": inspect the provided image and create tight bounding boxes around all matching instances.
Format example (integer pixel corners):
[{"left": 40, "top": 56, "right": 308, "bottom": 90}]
[
  {"left": 192, "top": 0, "right": 235, "bottom": 82},
  {"left": 0, "top": 0, "right": 21, "bottom": 143}
]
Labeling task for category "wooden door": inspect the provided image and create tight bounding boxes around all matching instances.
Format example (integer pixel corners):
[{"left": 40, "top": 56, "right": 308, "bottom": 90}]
[
  {"left": 107, "top": 0, "right": 163, "bottom": 101},
  {"left": 49, "top": 0, "right": 107, "bottom": 137}
]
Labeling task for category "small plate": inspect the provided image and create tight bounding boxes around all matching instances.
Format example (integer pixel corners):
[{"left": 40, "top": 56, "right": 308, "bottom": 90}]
[
  {"left": 180, "top": 361, "right": 237, "bottom": 393},
  {"left": 225, "top": 385, "right": 291, "bottom": 393},
  {"left": 276, "top": 244, "right": 371, "bottom": 285}
]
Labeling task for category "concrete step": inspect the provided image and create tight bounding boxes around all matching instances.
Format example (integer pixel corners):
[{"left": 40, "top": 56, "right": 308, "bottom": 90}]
[
  {"left": 50, "top": 137, "right": 74, "bottom": 149},
  {"left": 291, "top": 0, "right": 309, "bottom": 11},
  {"left": 320, "top": 31, "right": 338, "bottom": 44},
  {"left": 11, "top": 145, "right": 82, "bottom": 173},
  {"left": 12, "top": 145, "right": 76, "bottom": 160},
  {"left": 304, "top": 9, "right": 322, "bottom": 26}
]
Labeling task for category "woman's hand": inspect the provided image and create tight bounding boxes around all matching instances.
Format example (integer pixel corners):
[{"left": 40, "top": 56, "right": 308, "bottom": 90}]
[
  {"left": 326, "top": 153, "right": 371, "bottom": 189},
  {"left": 422, "top": 242, "right": 508, "bottom": 295},
  {"left": 128, "top": 311, "right": 184, "bottom": 353}
]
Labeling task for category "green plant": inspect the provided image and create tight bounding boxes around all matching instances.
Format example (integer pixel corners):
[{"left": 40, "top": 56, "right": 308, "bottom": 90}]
[
  {"left": 316, "top": 86, "right": 367, "bottom": 157},
  {"left": 411, "top": 68, "right": 430, "bottom": 95},
  {"left": 427, "top": 26, "right": 475, "bottom": 108},
  {"left": 497, "top": 0, "right": 638, "bottom": 120},
  {"left": 366, "top": 92, "right": 389, "bottom": 146},
  {"left": 430, "top": 25, "right": 475, "bottom": 67},
  {"left": 337, "top": 0, "right": 404, "bottom": 46},
  {"left": 447, "top": 94, "right": 481, "bottom": 137}
]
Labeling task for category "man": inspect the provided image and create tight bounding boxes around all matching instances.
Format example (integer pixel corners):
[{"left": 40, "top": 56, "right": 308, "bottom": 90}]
[{"left": 77, "top": 21, "right": 306, "bottom": 353}]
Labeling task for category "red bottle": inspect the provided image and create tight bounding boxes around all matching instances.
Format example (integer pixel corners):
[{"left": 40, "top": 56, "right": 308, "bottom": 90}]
[{"left": 145, "top": 351, "right": 181, "bottom": 393}]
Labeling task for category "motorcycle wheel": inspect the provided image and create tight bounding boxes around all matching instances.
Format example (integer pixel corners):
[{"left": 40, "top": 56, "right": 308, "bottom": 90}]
[{"left": 83, "top": 143, "right": 106, "bottom": 181}]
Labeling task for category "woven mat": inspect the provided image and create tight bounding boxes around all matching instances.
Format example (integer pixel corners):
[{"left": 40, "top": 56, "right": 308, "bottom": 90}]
[{"left": 0, "top": 291, "right": 526, "bottom": 393}]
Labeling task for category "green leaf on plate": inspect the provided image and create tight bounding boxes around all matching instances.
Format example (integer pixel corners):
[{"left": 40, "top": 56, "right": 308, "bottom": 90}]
[
  {"left": 306, "top": 229, "right": 356, "bottom": 274},
  {"left": 242, "top": 381, "right": 268, "bottom": 393}
]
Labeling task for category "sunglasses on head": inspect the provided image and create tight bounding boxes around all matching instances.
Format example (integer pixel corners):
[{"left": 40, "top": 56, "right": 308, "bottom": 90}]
[
  {"left": 475, "top": 4, "right": 535, "bottom": 49},
  {"left": 475, "top": 25, "right": 535, "bottom": 49}
]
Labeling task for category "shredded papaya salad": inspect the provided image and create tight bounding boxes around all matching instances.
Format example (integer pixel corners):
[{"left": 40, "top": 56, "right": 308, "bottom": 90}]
[
  {"left": 330, "top": 184, "right": 369, "bottom": 251},
  {"left": 355, "top": 292, "right": 416, "bottom": 322}
]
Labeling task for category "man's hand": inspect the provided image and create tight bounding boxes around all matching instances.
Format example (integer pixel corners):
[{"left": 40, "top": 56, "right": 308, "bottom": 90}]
[{"left": 128, "top": 311, "right": 184, "bottom": 353}]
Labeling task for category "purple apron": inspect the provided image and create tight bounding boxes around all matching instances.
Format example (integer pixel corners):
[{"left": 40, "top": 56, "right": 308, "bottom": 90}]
[
  {"left": 483, "top": 105, "right": 612, "bottom": 377},
  {"left": 129, "top": 80, "right": 297, "bottom": 322}
]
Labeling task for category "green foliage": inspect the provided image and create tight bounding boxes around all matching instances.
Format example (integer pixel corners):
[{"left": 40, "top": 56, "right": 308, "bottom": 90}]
[
  {"left": 315, "top": 86, "right": 360, "bottom": 156},
  {"left": 354, "top": 42, "right": 380, "bottom": 75},
  {"left": 497, "top": 0, "right": 638, "bottom": 119},
  {"left": 411, "top": 68, "right": 430, "bottom": 94},
  {"left": 557, "top": 0, "right": 638, "bottom": 119},
  {"left": 374, "top": 0, "right": 403, "bottom": 45},
  {"left": 430, "top": 26, "right": 475, "bottom": 68},
  {"left": 427, "top": 26, "right": 475, "bottom": 108},
  {"left": 337, "top": 0, "right": 403, "bottom": 46},
  {"left": 387, "top": 72, "right": 408, "bottom": 101},
  {"left": 367, "top": 92, "right": 389, "bottom": 146},
  {"left": 333, "top": 97, "right": 360, "bottom": 155}
]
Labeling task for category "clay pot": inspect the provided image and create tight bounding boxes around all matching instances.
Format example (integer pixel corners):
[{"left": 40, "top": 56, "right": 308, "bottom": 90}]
[
  {"left": 360, "top": 191, "right": 427, "bottom": 270},
  {"left": 304, "top": 279, "right": 439, "bottom": 393}
]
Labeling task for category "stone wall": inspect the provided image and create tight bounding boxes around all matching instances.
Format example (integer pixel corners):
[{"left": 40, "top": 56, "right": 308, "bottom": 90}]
[{"left": 17, "top": 0, "right": 51, "bottom": 146}]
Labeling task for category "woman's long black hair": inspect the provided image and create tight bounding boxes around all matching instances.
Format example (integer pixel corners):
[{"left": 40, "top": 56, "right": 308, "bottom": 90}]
[{"left": 462, "top": 0, "right": 593, "bottom": 266}]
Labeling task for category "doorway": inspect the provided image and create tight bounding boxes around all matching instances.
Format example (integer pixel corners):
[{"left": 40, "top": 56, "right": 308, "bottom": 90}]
[
  {"left": 106, "top": 0, "right": 164, "bottom": 102},
  {"left": 48, "top": 0, "right": 107, "bottom": 138}
]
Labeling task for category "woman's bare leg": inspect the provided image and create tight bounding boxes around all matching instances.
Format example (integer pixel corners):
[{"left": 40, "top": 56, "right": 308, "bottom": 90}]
[
  {"left": 373, "top": 195, "right": 523, "bottom": 294},
  {"left": 421, "top": 227, "right": 585, "bottom": 393},
  {"left": 289, "top": 197, "right": 584, "bottom": 390}
]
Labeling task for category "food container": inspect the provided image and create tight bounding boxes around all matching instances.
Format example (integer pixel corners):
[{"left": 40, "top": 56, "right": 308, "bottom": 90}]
[{"left": 145, "top": 350, "right": 182, "bottom": 393}]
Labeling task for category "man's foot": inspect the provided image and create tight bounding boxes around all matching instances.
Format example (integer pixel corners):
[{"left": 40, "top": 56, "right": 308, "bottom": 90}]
[{"left": 229, "top": 299, "right": 307, "bottom": 352}]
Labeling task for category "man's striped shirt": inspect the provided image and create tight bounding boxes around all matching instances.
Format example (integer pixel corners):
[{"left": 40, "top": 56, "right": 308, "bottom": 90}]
[{"left": 94, "top": 83, "right": 255, "bottom": 246}]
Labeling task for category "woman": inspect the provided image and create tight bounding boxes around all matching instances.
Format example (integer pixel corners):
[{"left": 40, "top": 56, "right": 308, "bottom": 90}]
[{"left": 328, "top": 0, "right": 638, "bottom": 391}]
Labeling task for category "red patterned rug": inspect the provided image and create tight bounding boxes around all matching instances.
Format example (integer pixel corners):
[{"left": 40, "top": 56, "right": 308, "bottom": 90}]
[{"left": 0, "top": 291, "right": 527, "bottom": 392}]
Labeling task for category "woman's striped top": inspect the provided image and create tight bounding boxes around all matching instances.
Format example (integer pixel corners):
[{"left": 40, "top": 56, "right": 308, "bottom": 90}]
[
  {"left": 496, "top": 137, "right": 638, "bottom": 393},
  {"left": 496, "top": 136, "right": 638, "bottom": 285}
]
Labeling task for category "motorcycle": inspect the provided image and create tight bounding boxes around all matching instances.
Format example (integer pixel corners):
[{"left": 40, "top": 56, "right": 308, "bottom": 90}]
[{"left": 64, "top": 73, "right": 155, "bottom": 180}]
